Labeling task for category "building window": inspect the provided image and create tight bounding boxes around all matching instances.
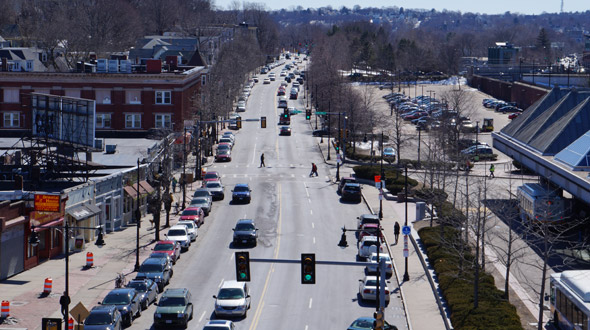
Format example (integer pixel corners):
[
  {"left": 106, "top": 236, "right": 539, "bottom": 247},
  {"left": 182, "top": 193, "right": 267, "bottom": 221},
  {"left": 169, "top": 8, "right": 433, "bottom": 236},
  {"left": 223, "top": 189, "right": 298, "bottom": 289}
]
[
  {"left": 155, "top": 91, "right": 171, "bottom": 104},
  {"left": 201, "top": 75, "right": 206, "bottom": 86},
  {"left": 96, "top": 113, "right": 112, "bottom": 128},
  {"left": 65, "top": 89, "right": 81, "bottom": 98},
  {"left": 155, "top": 114, "right": 172, "bottom": 129},
  {"left": 125, "top": 114, "right": 141, "bottom": 129},
  {"left": 126, "top": 90, "right": 141, "bottom": 104},
  {"left": 3, "top": 112, "right": 20, "bottom": 127},
  {"left": 95, "top": 90, "right": 112, "bottom": 104},
  {"left": 26, "top": 60, "right": 33, "bottom": 71},
  {"left": 3, "top": 88, "right": 20, "bottom": 103}
]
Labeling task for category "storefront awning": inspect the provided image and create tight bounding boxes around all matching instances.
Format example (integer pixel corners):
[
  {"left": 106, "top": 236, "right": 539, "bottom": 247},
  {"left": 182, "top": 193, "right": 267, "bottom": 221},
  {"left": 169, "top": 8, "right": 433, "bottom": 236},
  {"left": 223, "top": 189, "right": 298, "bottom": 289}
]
[
  {"left": 124, "top": 181, "right": 154, "bottom": 199},
  {"left": 34, "top": 217, "right": 64, "bottom": 231},
  {"left": 68, "top": 204, "right": 101, "bottom": 221}
]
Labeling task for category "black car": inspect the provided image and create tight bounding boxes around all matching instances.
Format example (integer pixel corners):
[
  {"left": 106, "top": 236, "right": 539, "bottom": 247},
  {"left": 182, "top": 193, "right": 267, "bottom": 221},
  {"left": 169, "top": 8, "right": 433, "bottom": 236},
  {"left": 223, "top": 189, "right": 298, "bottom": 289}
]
[
  {"left": 99, "top": 288, "right": 142, "bottom": 327},
  {"left": 341, "top": 183, "right": 362, "bottom": 203},
  {"left": 312, "top": 128, "right": 330, "bottom": 137},
  {"left": 232, "top": 219, "right": 258, "bottom": 247},
  {"left": 135, "top": 257, "right": 172, "bottom": 292},
  {"left": 279, "top": 126, "right": 292, "bottom": 136},
  {"left": 232, "top": 183, "right": 252, "bottom": 203},
  {"left": 84, "top": 305, "right": 123, "bottom": 330}
]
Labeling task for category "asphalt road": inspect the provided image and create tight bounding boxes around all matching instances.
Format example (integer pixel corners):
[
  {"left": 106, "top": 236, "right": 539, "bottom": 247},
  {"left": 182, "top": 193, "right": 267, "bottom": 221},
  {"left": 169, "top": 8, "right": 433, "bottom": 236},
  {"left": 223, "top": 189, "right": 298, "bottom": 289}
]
[{"left": 129, "top": 63, "right": 408, "bottom": 329}]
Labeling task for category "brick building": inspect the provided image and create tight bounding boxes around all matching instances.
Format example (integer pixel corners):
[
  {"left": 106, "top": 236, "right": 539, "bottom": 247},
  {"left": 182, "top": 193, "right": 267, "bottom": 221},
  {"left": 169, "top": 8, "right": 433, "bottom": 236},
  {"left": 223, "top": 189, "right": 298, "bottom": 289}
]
[{"left": 0, "top": 63, "right": 207, "bottom": 138}]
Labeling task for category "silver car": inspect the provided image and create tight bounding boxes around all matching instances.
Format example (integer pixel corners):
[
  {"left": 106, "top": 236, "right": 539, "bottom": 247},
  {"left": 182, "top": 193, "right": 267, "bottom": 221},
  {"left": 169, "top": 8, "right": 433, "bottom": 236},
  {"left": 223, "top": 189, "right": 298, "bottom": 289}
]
[
  {"left": 205, "top": 181, "right": 225, "bottom": 201},
  {"left": 177, "top": 220, "right": 198, "bottom": 241},
  {"left": 189, "top": 197, "right": 212, "bottom": 215}
]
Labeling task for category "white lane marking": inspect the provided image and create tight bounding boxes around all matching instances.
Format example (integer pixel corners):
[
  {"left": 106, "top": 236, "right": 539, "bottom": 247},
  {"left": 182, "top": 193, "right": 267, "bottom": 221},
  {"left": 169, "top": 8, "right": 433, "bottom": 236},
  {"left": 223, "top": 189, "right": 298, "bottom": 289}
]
[
  {"left": 198, "top": 311, "right": 206, "bottom": 322},
  {"left": 311, "top": 223, "right": 315, "bottom": 229},
  {"left": 313, "top": 237, "right": 316, "bottom": 244},
  {"left": 291, "top": 174, "right": 295, "bottom": 177},
  {"left": 305, "top": 326, "right": 308, "bottom": 330},
  {"left": 218, "top": 278, "right": 224, "bottom": 288},
  {"left": 308, "top": 298, "right": 313, "bottom": 309},
  {"left": 234, "top": 174, "right": 237, "bottom": 178},
  {"left": 251, "top": 143, "right": 257, "bottom": 165},
  {"left": 310, "top": 209, "right": 313, "bottom": 215},
  {"left": 304, "top": 183, "right": 310, "bottom": 198}
]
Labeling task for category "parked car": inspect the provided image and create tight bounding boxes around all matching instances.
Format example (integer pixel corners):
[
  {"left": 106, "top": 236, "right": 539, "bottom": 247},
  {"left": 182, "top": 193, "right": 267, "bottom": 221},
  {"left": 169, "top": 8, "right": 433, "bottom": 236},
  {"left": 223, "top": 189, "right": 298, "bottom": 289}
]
[
  {"left": 232, "top": 219, "right": 258, "bottom": 247},
  {"left": 357, "top": 214, "right": 380, "bottom": 230},
  {"left": 189, "top": 197, "right": 212, "bottom": 215},
  {"left": 147, "top": 253, "right": 174, "bottom": 277},
  {"left": 203, "top": 320, "right": 236, "bottom": 330},
  {"left": 460, "top": 120, "right": 477, "bottom": 132},
  {"left": 338, "top": 177, "right": 357, "bottom": 195},
  {"left": 166, "top": 225, "right": 191, "bottom": 251},
  {"left": 347, "top": 317, "right": 398, "bottom": 330},
  {"left": 126, "top": 279, "right": 159, "bottom": 310},
  {"left": 84, "top": 305, "right": 123, "bottom": 330},
  {"left": 204, "top": 180, "right": 224, "bottom": 200},
  {"left": 358, "top": 236, "right": 384, "bottom": 259},
  {"left": 216, "top": 149, "right": 232, "bottom": 162},
  {"left": 203, "top": 171, "right": 221, "bottom": 182},
  {"left": 219, "top": 137, "right": 234, "bottom": 148},
  {"left": 192, "top": 188, "right": 213, "bottom": 206},
  {"left": 366, "top": 252, "right": 393, "bottom": 276},
  {"left": 236, "top": 101, "right": 246, "bottom": 112},
  {"left": 180, "top": 207, "right": 205, "bottom": 227},
  {"left": 312, "top": 128, "right": 329, "bottom": 137},
  {"left": 508, "top": 112, "right": 521, "bottom": 120},
  {"left": 461, "top": 145, "right": 493, "bottom": 155},
  {"left": 135, "top": 257, "right": 172, "bottom": 291},
  {"left": 358, "top": 223, "right": 384, "bottom": 242},
  {"left": 153, "top": 288, "right": 193, "bottom": 329},
  {"left": 177, "top": 220, "right": 198, "bottom": 241},
  {"left": 341, "top": 183, "right": 362, "bottom": 203},
  {"left": 383, "top": 147, "right": 396, "bottom": 162},
  {"left": 231, "top": 183, "right": 252, "bottom": 204},
  {"left": 358, "top": 275, "right": 390, "bottom": 303},
  {"left": 213, "top": 281, "right": 251, "bottom": 317},
  {"left": 99, "top": 288, "right": 142, "bottom": 327},
  {"left": 152, "top": 240, "right": 181, "bottom": 264}
]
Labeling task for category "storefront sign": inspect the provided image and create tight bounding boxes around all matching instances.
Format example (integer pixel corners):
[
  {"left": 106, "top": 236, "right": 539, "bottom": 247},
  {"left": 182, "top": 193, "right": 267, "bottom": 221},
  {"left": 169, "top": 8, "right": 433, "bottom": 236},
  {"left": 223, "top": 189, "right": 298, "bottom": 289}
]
[{"left": 34, "top": 194, "right": 61, "bottom": 212}]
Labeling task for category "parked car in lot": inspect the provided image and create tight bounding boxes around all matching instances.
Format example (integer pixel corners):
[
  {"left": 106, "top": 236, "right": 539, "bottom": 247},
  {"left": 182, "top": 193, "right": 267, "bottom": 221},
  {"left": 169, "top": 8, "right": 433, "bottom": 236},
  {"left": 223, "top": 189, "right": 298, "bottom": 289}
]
[
  {"left": 166, "top": 225, "right": 191, "bottom": 251},
  {"left": 231, "top": 183, "right": 252, "bottom": 204},
  {"left": 358, "top": 275, "right": 390, "bottom": 303},
  {"left": 136, "top": 257, "right": 172, "bottom": 291},
  {"left": 189, "top": 197, "right": 212, "bottom": 215},
  {"left": 180, "top": 207, "right": 205, "bottom": 227},
  {"left": 338, "top": 177, "right": 357, "bottom": 195},
  {"left": 461, "top": 145, "right": 493, "bottom": 155},
  {"left": 383, "top": 147, "right": 396, "bottom": 162},
  {"left": 213, "top": 281, "right": 251, "bottom": 317},
  {"left": 126, "top": 279, "right": 159, "bottom": 310},
  {"left": 153, "top": 288, "right": 193, "bottom": 329},
  {"left": 84, "top": 305, "right": 123, "bottom": 330},
  {"left": 341, "top": 183, "right": 362, "bottom": 203},
  {"left": 509, "top": 112, "right": 521, "bottom": 120},
  {"left": 177, "top": 220, "right": 198, "bottom": 241},
  {"left": 204, "top": 320, "right": 236, "bottom": 330},
  {"left": 152, "top": 240, "right": 181, "bottom": 264},
  {"left": 99, "top": 288, "right": 142, "bottom": 327},
  {"left": 460, "top": 120, "right": 477, "bottom": 132},
  {"left": 232, "top": 219, "right": 258, "bottom": 247}
]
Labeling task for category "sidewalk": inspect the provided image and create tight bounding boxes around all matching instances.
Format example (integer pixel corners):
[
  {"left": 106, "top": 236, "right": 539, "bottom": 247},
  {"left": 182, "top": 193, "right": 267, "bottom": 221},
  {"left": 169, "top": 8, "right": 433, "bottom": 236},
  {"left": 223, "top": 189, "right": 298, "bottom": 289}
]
[
  {"left": 0, "top": 156, "right": 206, "bottom": 330},
  {"left": 313, "top": 134, "right": 450, "bottom": 330}
]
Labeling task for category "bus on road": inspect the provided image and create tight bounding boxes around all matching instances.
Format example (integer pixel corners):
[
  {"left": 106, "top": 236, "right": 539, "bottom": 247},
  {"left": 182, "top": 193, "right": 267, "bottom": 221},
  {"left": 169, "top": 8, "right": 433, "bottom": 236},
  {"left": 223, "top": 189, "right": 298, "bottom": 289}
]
[
  {"left": 516, "top": 183, "right": 569, "bottom": 222},
  {"left": 550, "top": 270, "right": 590, "bottom": 330}
]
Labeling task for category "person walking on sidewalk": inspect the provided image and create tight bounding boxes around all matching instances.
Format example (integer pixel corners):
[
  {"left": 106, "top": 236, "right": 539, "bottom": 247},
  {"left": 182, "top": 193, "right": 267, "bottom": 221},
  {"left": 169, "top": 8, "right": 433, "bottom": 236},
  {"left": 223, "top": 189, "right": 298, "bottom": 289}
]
[
  {"left": 260, "top": 153, "right": 265, "bottom": 167},
  {"left": 394, "top": 222, "right": 401, "bottom": 244},
  {"left": 489, "top": 164, "right": 495, "bottom": 178},
  {"left": 59, "top": 292, "right": 70, "bottom": 316},
  {"left": 309, "top": 163, "right": 318, "bottom": 177},
  {"left": 172, "top": 177, "right": 177, "bottom": 192}
]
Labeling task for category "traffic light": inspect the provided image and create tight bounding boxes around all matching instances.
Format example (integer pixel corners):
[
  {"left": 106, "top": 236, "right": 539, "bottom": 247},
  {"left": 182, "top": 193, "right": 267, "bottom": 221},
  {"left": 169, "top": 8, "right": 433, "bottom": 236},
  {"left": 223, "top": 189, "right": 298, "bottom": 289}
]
[
  {"left": 261, "top": 116, "right": 266, "bottom": 128},
  {"left": 306, "top": 109, "right": 311, "bottom": 120},
  {"left": 235, "top": 252, "right": 251, "bottom": 282},
  {"left": 237, "top": 118, "right": 242, "bottom": 129},
  {"left": 373, "top": 311, "right": 384, "bottom": 330},
  {"left": 301, "top": 253, "right": 315, "bottom": 284}
]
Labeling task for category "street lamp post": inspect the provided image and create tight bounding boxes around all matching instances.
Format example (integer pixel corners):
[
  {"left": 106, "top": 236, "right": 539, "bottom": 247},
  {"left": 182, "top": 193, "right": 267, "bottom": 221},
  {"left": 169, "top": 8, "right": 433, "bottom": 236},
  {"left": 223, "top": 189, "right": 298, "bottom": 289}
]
[
  {"left": 182, "top": 126, "right": 187, "bottom": 210},
  {"left": 379, "top": 132, "right": 384, "bottom": 219},
  {"left": 327, "top": 101, "right": 331, "bottom": 161},
  {"left": 403, "top": 166, "right": 410, "bottom": 282},
  {"left": 134, "top": 158, "right": 141, "bottom": 272},
  {"left": 30, "top": 224, "right": 105, "bottom": 330}
]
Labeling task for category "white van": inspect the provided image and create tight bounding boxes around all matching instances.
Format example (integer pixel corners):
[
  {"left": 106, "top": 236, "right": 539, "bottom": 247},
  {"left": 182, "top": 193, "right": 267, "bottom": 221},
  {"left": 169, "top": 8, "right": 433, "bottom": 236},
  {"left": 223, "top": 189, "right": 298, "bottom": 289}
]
[{"left": 213, "top": 280, "right": 250, "bottom": 317}]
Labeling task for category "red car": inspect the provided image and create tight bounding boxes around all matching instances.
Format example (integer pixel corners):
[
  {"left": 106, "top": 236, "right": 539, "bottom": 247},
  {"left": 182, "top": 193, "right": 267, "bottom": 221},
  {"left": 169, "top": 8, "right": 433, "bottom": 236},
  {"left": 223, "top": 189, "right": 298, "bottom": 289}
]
[
  {"left": 508, "top": 112, "right": 520, "bottom": 120},
  {"left": 152, "top": 240, "right": 181, "bottom": 264},
  {"left": 215, "top": 149, "right": 232, "bottom": 162},
  {"left": 180, "top": 207, "right": 205, "bottom": 227},
  {"left": 358, "top": 223, "right": 385, "bottom": 242}
]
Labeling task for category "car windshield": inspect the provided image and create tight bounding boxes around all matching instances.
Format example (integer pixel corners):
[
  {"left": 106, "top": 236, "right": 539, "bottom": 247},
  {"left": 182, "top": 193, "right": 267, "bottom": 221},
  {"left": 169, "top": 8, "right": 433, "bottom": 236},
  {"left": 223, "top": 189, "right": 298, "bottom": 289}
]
[
  {"left": 154, "top": 244, "right": 173, "bottom": 251},
  {"left": 191, "top": 198, "right": 207, "bottom": 204},
  {"left": 235, "top": 223, "right": 255, "bottom": 231},
  {"left": 371, "top": 255, "right": 391, "bottom": 262},
  {"left": 362, "top": 241, "right": 378, "bottom": 247},
  {"left": 102, "top": 293, "right": 131, "bottom": 305},
  {"left": 139, "top": 263, "right": 164, "bottom": 273},
  {"left": 182, "top": 210, "right": 201, "bottom": 216},
  {"left": 234, "top": 186, "right": 249, "bottom": 192},
  {"left": 350, "top": 319, "right": 373, "bottom": 328},
  {"left": 179, "top": 222, "right": 194, "bottom": 229},
  {"left": 158, "top": 297, "right": 186, "bottom": 307},
  {"left": 207, "top": 182, "right": 222, "bottom": 188},
  {"left": 127, "top": 282, "right": 147, "bottom": 292},
  {"left": 218, "top": 288, "right": 245, "bottom": 299},
  {"left": 85, "top": 312, "right": 112, "bottom": 325},
  {"left": 345, "top": 185, "right": 360, "bottom": 192},
  {"left": 168, "top": 229, "right": 186, "bottom": 236},
  {"left": 204, "top": 174, "right": 219, "bottom": 180}
]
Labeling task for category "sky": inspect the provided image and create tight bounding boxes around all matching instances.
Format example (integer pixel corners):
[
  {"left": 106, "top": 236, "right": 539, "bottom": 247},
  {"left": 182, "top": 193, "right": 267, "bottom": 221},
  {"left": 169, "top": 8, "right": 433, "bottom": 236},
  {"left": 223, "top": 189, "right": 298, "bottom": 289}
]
[{"left": 214, "top": 0, "right": 588, "bottom": 15}]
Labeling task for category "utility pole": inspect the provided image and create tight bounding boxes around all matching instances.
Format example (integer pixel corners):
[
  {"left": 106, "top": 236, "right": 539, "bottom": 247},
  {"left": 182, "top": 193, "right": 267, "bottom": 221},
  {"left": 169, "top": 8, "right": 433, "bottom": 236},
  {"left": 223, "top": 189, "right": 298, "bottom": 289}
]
[
  {"left": 182, "top": 126, "right": 187, "bottom": 210},
  {"left": 134, "top": 158, "right": 141, "bottom": 272}
]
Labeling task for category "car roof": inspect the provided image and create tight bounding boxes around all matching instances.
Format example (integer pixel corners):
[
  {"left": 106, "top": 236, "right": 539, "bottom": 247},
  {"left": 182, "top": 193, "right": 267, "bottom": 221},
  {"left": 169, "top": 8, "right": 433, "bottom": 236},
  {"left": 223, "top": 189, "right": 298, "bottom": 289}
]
[
  {"left": 143, "top": 257, "right": 168, "bottom": 265},
  {"left": 156, "top": 240, "right": 175, "bottom": 245},
  {"left": 344, "top": 183, "right": 360, "bottom": 187},
  {"left": 169, "top": 225, "right": 187, "bottom": 231},
  {"left": 235, "top": 183, "right": 249, "bottom": 187},
  {"left": 206, "top": 320, "right": 233, "bottom": 325},
  {"left": 90, "top": 304, "right": 117, "bottom": 312},
  {"left": 162, "top": 288, "right": 190, "bottom": 297},
  {"left": 220, "top": 280, "right": 245, "bottom": 289},
  {"left": 184, "top": 206, "right": 202, "bottom": 211},
  {"left": 236, "top": 219, "right": 254, "bottom": 224}
]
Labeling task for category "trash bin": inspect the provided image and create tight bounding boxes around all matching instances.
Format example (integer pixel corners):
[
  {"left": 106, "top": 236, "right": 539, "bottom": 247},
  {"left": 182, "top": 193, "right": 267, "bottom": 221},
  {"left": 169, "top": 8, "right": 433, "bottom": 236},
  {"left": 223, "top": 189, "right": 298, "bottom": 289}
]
[{"left": 416, "top": 202, "right": 426, "bottom": 221}]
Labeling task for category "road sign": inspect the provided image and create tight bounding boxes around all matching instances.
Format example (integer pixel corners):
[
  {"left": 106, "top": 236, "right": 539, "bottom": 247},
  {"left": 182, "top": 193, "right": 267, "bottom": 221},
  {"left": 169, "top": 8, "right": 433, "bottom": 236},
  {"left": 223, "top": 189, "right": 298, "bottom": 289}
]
[
  {"left": 378, "top": 192, "right": 383, "bottom": 200},
  {"left": 316, "top": 111, "right": 326, "bottom": 115},
  {"left": 336, "top": 154, "right": 342, "bottom": 165},
  {"left": 291, "top": 110, "right": 302, "bottom": 114},
  {"left": 403, "top": 236, "right": 409, "bottom": 257},
  {"left": 375, "top": 181, "right": 381, "bottom": 189},
  {"left": 402, "top": 225, "right": 411, "bottom": 235}
]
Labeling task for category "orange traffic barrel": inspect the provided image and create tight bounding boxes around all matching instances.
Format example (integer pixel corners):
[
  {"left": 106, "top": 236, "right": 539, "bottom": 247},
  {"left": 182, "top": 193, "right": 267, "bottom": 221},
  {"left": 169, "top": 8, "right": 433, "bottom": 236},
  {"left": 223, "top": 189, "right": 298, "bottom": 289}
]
[
  {"left": 1, "top": 301, "right": 9, "bottom": 317},
  {"left": 86, "top": 252, "right": 94, "bottom": 267},
  {"left": 68, "top": 317, "right": 74, "bottom": 330},
  {"left": 43, "top": 277, "right": 52, "bottom": 294}
]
